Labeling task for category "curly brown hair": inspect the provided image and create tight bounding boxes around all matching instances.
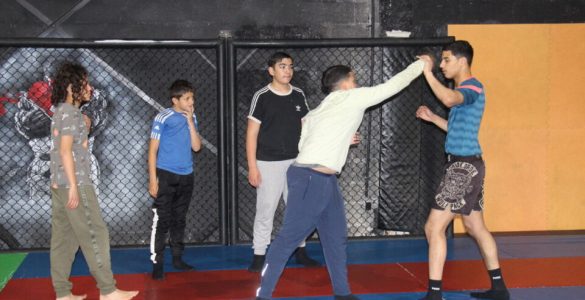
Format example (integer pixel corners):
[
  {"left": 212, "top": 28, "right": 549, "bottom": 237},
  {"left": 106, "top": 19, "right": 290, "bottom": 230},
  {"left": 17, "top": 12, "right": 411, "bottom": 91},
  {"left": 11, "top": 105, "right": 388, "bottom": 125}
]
[{"left": 50, "top": 62, "right": 89, "bottom": 106}]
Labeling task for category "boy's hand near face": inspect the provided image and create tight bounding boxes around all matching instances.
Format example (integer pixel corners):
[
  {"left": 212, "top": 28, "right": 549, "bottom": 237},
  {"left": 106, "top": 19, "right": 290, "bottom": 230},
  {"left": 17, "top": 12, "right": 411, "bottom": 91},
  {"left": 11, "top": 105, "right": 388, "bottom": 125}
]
[{"left": 183, "top": 106, "right": 195, "bottom": 123}]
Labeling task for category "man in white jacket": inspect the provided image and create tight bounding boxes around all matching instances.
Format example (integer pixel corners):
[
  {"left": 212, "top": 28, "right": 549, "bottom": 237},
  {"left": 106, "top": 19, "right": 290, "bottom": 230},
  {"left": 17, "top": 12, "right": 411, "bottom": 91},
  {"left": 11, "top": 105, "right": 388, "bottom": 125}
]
[{"left": 256, "top": 56, "right": 429, "bottom": 300}]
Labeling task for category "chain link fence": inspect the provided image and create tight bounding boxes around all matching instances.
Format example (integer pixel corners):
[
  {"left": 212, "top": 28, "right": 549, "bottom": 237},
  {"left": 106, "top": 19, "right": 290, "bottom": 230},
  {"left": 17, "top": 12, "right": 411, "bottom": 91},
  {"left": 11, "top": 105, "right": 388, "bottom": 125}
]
[
  {"left": 232, "top": 40, "right": 452, "bottom": 243},
  {"left": 377, "top": 47, "right": 449, "bottom": 234},
  {"left": 0, "top": 38, "right": 452, "bottom": 251},
  {"left": 0, "top": 42, "right": 222, "bottom": 250}
]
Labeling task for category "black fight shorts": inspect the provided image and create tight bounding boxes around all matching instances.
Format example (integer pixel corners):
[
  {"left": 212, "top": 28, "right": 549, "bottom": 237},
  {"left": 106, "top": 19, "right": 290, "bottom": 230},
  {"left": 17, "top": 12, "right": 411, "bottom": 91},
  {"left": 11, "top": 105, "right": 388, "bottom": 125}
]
[{"left": 433, "top": 154, "right": 485, "bottom": 215}]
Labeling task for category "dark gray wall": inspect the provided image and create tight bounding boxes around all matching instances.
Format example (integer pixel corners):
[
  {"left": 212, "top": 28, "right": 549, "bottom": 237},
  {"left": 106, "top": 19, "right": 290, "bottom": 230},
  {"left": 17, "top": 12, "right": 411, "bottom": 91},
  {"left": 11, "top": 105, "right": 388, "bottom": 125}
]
[
  {"left": 381, "top": 0, "right": 585, "bottom": 38},
  {"left": 0, "top": 0, "right": 374, "bottom": 39},
  {"left": 1, "top": 0, "right": 584, "bottom": 40}
]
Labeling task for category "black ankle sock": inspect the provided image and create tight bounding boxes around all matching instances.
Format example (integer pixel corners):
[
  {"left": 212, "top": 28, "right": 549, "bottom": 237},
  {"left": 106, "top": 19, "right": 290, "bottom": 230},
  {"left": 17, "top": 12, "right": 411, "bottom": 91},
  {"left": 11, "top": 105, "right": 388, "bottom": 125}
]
[
  {"left": 488, "top": 268, "right": 507, "bottom": 291},
  {"left": 469, "top": 269, "right": 509, "bottom": 300},
  {"left": 420, "top": 279, "right": 442, "bottom": 300}
]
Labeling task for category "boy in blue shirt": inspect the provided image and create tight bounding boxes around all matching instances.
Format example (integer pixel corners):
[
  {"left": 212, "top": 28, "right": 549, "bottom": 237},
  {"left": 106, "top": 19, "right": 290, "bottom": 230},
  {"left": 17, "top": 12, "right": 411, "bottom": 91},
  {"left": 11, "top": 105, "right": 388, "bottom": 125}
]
[
  {"left": 148, "top": 80, "right": 202, "bottom": 280},
  {"left": 416, "top": 41, "right": 510, "bottom": 300}
]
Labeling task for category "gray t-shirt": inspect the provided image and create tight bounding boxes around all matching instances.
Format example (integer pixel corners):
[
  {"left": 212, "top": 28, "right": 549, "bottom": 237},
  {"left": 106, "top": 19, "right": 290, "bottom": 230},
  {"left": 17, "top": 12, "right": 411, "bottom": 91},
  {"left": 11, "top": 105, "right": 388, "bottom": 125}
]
[{"left": 50, "top": 103, "right": 92, "bottom": 188}]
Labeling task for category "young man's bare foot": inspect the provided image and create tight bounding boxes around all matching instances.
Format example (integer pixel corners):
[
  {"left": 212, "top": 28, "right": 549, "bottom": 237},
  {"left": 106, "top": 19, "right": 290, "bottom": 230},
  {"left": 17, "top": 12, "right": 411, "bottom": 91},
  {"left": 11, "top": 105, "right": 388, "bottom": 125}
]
[
  {"left": 56, "top": 294, "right": 87, "bottom": 300},
  {"left": 99, "top": 289, "right": 139, "bottom": 300}
]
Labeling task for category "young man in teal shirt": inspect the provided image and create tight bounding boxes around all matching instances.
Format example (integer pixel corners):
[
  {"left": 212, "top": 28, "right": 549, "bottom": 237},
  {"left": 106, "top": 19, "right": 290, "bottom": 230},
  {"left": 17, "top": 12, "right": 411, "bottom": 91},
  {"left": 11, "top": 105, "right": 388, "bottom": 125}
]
[{"left": 416, "top": 40, "right": 510, "bottom": 300}]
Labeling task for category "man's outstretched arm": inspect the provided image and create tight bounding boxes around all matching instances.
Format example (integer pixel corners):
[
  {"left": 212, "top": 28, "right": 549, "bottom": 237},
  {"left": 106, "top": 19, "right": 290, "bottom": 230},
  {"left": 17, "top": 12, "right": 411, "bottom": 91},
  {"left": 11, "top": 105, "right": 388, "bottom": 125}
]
[
  {"left": 419, "top": 56, "right": 464, "bottom": 108},
  {"left": 350, "top": 58, "right": 426, "bottom": 109}
]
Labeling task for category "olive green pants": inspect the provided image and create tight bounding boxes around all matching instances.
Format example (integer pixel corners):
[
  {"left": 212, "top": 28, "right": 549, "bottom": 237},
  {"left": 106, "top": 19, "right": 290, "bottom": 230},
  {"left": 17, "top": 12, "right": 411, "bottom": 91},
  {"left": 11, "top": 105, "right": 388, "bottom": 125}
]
[{"left": 50, "top": 185, "right": 116, "bottom": 297}]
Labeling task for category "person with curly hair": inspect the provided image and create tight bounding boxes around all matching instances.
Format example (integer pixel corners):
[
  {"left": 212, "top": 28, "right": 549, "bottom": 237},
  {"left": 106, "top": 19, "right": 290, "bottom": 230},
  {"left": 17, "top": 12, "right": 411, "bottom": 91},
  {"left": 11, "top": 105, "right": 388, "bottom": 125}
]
[{"left": 49, "top": 62, "right": 138, "bottom": 300}]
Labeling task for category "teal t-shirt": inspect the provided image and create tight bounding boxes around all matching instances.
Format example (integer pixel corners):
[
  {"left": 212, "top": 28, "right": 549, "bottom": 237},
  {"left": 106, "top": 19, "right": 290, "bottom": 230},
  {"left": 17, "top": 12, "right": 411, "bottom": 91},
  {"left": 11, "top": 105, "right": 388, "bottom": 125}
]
[{"left": 445, "top": 77, "right": 485, "bottom": 156}]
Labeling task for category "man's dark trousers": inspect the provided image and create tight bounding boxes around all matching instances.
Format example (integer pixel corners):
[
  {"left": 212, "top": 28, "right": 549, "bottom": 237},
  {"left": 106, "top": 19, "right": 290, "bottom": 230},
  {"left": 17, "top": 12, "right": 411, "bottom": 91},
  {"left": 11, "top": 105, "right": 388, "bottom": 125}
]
[{"left": 257, "top": 165, "right": 351, "bottom": 299}]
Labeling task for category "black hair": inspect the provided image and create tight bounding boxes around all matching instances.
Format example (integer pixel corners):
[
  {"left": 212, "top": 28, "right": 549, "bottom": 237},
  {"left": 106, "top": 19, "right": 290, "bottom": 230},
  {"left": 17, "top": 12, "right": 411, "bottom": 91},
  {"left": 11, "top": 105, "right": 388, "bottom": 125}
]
[
  {"left": 267, "top": 52, "right": 293, "bottom": 68},
  {"left": 51, "top": 62, "right": 88, "bottom": 106},
  {"left": 321, "top": 65, "right": 352, "bottom": 94},
  {"left": 169, "top": 79, "right": 194, "bottom": 100},
  {"left": 443, "top": 40, "right": 474, "bottom": 66}
]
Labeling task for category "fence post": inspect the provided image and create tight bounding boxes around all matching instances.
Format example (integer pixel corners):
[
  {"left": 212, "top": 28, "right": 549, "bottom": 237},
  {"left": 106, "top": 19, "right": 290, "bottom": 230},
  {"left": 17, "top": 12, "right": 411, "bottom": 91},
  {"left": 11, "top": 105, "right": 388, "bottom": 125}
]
[
  {"left": 220, "top": 31, "right": 238, "bottom": 245},
  {"left": 217, "top": 32, "right": 228, "bottom": 245}
]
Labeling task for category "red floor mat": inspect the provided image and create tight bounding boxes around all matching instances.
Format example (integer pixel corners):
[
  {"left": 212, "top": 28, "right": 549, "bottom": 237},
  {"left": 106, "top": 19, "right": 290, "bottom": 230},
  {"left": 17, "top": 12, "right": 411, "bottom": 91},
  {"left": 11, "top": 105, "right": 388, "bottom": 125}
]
[
  {"left": 2, "top": 257, "right": 584, "bottom": 299},
  {"left": 403, "top": 257, "right": 585, "bottom": 291}
]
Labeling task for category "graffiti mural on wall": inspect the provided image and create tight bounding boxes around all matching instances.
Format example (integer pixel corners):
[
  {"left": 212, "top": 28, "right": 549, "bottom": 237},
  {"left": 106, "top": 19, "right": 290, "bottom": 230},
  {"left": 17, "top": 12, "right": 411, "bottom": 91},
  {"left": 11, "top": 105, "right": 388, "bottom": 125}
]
[
  {"left": 0, "top": 49, "right": 128, "bottom": 249},
  {"left": 13, "top": 63, "right": 108, "bottom": 198}
]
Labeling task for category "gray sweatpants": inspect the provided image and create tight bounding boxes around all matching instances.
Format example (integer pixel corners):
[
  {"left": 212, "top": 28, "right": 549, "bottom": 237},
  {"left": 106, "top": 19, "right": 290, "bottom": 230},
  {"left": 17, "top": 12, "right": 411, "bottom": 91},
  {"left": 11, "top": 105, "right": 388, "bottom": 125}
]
[
  {"left": 252, "top": 159, "right": 306, "bottom": 255},
  {"left": 50, "top": 185, "right": 116, "bottom": 298}
]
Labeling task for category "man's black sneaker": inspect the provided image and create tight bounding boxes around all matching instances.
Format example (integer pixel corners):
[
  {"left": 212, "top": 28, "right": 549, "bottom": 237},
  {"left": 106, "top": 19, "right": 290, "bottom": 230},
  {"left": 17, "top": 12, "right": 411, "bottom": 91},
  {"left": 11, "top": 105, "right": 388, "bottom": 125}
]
[
  {"left": 172, "top": 256, "right": 194, "bottom": 270},
  {"left": 248, "top": 254, "right": 266, "bottom": 272},
  {"left": 295, "top": 247, "right": 320, "bottom": 267}
]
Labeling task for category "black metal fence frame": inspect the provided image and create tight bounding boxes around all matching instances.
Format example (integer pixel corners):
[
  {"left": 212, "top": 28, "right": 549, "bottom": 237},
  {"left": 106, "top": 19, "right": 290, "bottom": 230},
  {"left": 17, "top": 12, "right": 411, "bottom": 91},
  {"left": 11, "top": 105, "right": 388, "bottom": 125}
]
[
  {"left": 0, "top": 38, "right": 228, "bottom": 248},
  {"left": 0, "top": 36, "right": 454, "bottom": 250},
  {"left": 225, "top": 37, "right": 454, "bottom": 245}
]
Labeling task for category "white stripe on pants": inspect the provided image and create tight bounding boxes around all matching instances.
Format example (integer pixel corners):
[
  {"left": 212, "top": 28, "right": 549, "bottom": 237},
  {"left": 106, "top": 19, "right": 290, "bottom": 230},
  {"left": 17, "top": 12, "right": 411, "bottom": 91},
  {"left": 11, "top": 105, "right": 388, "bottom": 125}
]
[
  {"left": 149, "top": 208, "right": 159, "bottom": 263},
  {"left": 252, "top": 159, "right": 306, "bottom": 255}
]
